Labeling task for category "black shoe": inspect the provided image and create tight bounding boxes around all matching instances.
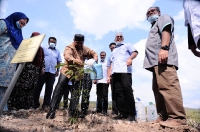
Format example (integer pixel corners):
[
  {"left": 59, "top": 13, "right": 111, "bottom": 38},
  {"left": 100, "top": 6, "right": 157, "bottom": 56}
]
[
  {"left": 92, "top": 110, "right": 101, "bottom": 114},
  {"left": 127, "top": 115, "right": 136, "bottom": 121},
  {"left": 113, "top": 114, "right": 127, "bottom": 120},
  {"left": 101, "top": 111, "right": 108, "bottom": 116},
  {"left": 79, "top": 112, "right": 86, "bottom": 118},
  {"left": 46, "top": 108, "right": 56, "bottom": 119}
]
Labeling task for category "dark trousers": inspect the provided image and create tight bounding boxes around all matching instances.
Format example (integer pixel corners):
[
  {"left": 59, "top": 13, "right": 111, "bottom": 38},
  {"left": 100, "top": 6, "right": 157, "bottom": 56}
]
[
  {"left": 96, "top": 83, "right": 109, "bottom": 112},
  {"left": 110, "top": 76, "right": 118, "bottom": 113},
  {"left": 50, "top": 73, "right": 70, "bottom": 109},
  {"left": 34, "top": 72, "right": 55, "bottom": 108},
  {"left": 69, "top": 81, "right": 81, "bottom": 113},
  {"left": 113, "top": 73, "right": 136, "bottom": 116},
  {"left": 81, "top": 73, "right": 92, "bottom": 112},
  {"left": 63, "top": 85, "right": 71, "bottom": 108}
]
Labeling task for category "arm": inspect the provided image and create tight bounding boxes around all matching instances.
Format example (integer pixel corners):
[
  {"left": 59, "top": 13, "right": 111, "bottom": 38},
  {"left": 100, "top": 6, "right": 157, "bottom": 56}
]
[
  {"left": 126, "top": 44, "right": 138, "bottom": 66},
  {"left": 0, "top": 20, "right": 7, "bottom": 36},
  {"left": 187, "top": 24, "right": 200, "bottom": 57},
  {"left": 107, "top": 65, "right": 112, "bottom": 83},
  {"left": 56, "top": 50, "right": 62, "bottom": 77},
  {"left": 126, "top": 51, "right": 138, "bottom": 66},
  {"left": 158, "top": 24, "right": 171, "bottom": 64},
  {"left": 85, "top": 46, "right": 98, "bottom": 62},
  {"left": 64, "top": 46, "right": 83, "bottom": 65},
  {"left": 55, "top": 62, "right": 60, "bottom": 77}
]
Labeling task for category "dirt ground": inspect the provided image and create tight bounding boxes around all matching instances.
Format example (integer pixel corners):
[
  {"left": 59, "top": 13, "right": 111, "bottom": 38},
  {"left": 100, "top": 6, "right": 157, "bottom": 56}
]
[{"left": 0, "top": 109, "right": 199, "bottom": 132}]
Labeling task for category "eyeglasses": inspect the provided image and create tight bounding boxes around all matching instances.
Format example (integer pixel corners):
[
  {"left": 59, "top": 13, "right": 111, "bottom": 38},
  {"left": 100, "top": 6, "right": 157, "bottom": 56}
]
[
  {"left": 146, "top": 8, "right": 156, "bottom": 16},
  {"left": 75, "top": 41, "right": 84, "bottom": 45},
  {"left": 117, "top": 36, "right": 123, "bottom": 38}
]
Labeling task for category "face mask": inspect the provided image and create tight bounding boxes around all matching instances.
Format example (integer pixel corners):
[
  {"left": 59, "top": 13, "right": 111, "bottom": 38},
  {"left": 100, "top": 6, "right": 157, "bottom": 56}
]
[
  {"left": 116, "top": 42, "right": 123, "bottom": 45},
  {"left": 148, "top": 14, "right": 159, "bottom": 23},
  {"left": 16, "top": 21, "right": 21, "bottom": 29},
  {"left": 49, "top": 43, "right": 56, "bottom": 48}
]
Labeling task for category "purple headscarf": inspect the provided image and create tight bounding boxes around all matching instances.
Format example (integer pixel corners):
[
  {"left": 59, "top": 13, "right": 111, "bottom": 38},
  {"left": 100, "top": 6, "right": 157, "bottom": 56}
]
[{"left": 3, "top": 12, "right": 29, "bottom": 49}]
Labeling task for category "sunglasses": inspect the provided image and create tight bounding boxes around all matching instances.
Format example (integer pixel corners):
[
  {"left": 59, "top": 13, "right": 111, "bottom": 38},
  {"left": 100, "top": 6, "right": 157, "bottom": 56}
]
[{"left": 117, "top": 36, "right": 123, "bottom": 38}]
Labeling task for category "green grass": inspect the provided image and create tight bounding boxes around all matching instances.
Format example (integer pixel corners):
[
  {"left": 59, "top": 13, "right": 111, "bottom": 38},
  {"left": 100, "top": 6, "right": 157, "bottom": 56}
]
[{"left": 185, "top": 108, "right": 200, "bottom": 128}]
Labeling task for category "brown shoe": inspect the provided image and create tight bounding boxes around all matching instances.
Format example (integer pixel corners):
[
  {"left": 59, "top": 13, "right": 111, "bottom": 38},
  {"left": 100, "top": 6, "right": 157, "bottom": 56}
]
[
  {"left": 151, "top": 116, "right": 163, "bottom": 124},
  {"left": 160, "top": 118, "right": 187, "bottom": 128}
]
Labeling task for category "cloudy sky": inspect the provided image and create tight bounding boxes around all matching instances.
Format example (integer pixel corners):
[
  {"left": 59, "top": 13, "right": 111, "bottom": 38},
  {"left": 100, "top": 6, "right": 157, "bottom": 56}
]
[{"left": 0, "top": 0, "right": 199, "bottom": 108}]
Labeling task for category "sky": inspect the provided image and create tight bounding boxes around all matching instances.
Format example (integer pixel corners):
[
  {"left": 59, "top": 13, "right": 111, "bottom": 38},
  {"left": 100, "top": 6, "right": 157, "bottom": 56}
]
[{"left": 0, "top": 0, "right": 199, "bottom": 109}]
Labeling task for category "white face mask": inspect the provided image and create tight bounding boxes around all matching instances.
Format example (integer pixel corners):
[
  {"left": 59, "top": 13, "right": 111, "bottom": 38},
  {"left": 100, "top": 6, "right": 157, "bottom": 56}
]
[
  {"left": 16, "top": 21, "right": 22, "bottom": 29},
  {"left": 49, "top": 43, "right": 56, "bottom": 48},
  {"left": 148, "top": 14, "right": 159, "bottom": 23}
]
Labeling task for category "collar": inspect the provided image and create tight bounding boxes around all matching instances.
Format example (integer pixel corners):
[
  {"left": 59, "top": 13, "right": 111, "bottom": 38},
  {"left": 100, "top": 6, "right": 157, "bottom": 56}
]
[
  {"left": 115, "top": 43, "right": 124, "bottom": 48},
  {"left": 48, "top": 47, "right": 56, "bottom": 50},
  {"left": 101, "top": 60, "right": 104, "bottom": 62}
]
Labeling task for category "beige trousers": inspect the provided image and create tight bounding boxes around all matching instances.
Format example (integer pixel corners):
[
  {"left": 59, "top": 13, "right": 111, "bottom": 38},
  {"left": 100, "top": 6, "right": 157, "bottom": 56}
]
[{"left": 152, "top": 65, "right": 186, "bottom": 120}]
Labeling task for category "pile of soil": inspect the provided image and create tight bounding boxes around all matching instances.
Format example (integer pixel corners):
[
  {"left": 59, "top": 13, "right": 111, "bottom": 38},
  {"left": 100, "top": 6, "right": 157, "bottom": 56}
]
[{"left": 0, "top": 109, "right": 199, "bottom": 132}]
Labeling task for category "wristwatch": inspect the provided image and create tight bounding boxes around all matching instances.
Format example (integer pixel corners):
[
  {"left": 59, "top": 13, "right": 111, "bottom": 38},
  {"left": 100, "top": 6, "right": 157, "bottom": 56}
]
[{"left": 160, "top": 45, "right": 169, "bottom": 50}]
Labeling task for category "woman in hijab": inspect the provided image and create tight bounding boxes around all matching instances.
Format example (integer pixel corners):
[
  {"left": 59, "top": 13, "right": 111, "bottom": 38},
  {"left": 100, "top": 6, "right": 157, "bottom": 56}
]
[
  {"left": 8, "top": 32, "right": 45, "bottom": 110},
  {"left": 0, "top": 12, "right": 29, "bottom": 111}
]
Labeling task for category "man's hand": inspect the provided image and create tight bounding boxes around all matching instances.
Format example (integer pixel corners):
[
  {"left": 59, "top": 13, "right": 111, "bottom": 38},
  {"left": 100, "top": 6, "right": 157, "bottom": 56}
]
[
  {"left": 126, "top": 58, "right": 132, "bottom": 66},
  {"left": 40, "top": 68, "right": 44, "bottom": 75},
  {"left": 55, "top": 71, "right": 59, "bottom": 77},
  {"left": 73, "top": 59, "right": 83, "bottom": 65},
  {"left": 107, "top": 77, "right": 111, "bottom": 83},
  {"left": 158, "top": 49, "right": 168, "bottom": 64},
  {"left": 191, "top": 45, "right": 200, "bottom": 57},
  {"left": 93, "top": 80, "right": 97, "bottom": 84}
]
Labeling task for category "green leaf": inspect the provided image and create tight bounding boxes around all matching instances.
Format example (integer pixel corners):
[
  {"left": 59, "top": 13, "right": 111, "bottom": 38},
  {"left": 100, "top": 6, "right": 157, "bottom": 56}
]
[{"left": 55, "top": 63, "right": 66, "bottom": 68}]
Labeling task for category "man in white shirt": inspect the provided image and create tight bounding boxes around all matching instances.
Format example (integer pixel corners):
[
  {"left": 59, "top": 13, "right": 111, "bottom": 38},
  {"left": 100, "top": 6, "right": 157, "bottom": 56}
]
[
  {"left": 96, "top": 51, "right": 109, "bottom": 115},
  {"left": 111, "top": 32, "right": 138, "bottom": 121},
  {"left": 183, "top": 0, "right": 200, "bottom": 57}
]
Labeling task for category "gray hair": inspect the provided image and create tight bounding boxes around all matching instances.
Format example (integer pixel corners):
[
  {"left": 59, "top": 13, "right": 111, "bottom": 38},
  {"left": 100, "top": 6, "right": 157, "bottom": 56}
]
[{"left": 146, "top": 6, "right": 161, "bottom": 17}]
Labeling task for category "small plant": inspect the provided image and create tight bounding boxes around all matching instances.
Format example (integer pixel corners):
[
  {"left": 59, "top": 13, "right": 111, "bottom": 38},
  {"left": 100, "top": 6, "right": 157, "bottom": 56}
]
[{"left": 55, "top": 63, "right": 95, "bottom": 125}]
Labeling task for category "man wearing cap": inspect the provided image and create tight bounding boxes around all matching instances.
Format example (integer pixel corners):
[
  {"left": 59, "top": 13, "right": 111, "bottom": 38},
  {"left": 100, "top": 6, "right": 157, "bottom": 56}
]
[
  {"left": 46, "top": 34, "right": 98, "bottom": 119},
  {"left": 110, "top": 32, "right": 138, "bottom": 121}
]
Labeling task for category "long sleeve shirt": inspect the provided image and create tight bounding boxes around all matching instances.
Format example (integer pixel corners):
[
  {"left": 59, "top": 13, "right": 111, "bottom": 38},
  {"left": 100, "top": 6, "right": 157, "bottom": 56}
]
[{"left": 61, "top": 42, "right": 97, "bottom": 78}]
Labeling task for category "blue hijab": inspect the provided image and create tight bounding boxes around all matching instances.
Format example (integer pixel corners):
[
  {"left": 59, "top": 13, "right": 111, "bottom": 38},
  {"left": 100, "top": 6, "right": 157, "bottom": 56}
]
[{"left": 3, "top": 12, "right": 29, "bottom": 49}]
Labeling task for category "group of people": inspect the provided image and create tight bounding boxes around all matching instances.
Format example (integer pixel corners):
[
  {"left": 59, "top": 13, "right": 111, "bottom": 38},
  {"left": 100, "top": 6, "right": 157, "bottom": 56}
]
[{"left": 0, "top": 0, "right": 200, "bottom": 128}]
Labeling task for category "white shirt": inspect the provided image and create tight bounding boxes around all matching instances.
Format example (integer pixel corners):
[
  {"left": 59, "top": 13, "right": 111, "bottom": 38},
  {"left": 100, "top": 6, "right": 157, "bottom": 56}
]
[
  {"left": 111, "top": 43, "right": 137, "bottom": 73},
  {"left": 97, "top": 59, "right": 108, "bottom": 84},
  {"left": 183, "top": 0, "right": 200, "bottom": 45}
]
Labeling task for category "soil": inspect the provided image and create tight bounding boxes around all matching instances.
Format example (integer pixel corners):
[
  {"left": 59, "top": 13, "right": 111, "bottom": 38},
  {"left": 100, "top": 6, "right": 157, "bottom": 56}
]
[{"left": 0, "top": 109, "right": 199, "bottom": 132}]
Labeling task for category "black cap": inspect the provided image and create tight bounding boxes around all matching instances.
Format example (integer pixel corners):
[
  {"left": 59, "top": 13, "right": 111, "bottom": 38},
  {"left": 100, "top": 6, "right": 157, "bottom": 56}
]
[{"left": 74, "top": 34, "right": 84, "bottom": 41}]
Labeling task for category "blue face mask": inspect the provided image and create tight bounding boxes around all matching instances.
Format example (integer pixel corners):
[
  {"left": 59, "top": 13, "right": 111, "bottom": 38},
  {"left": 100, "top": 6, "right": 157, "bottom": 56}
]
[
  {"left": 16, "top": 21, "right": 21, "bottom": 29},
  {"left": 148, "top": 14, "right": 159, "bottom": 23},
  {"left": 50, "top": 43, "right": 56, "bottom": 48}
]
